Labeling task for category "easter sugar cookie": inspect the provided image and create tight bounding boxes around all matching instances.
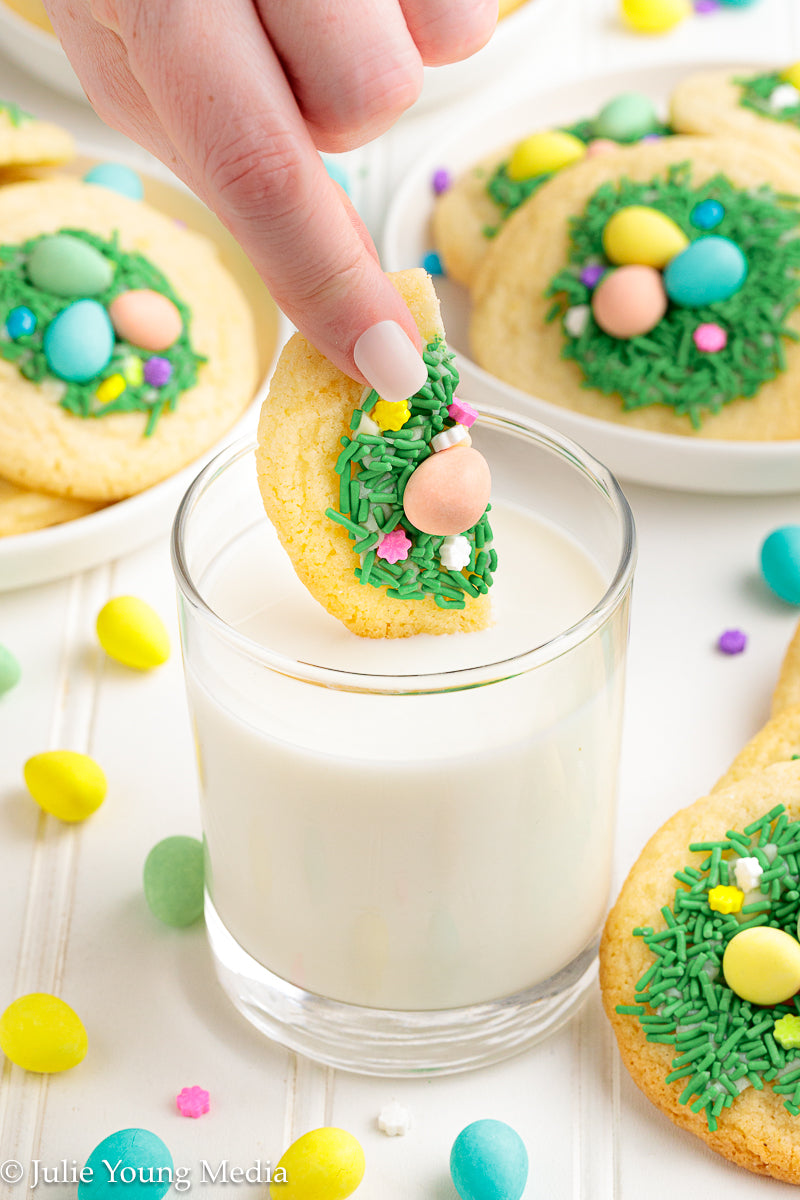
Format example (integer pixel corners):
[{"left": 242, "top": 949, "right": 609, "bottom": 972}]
[
  {"left": 0, "top": 178, "right": 257, "bottom": 500},
  {"left": 0, "top": 99, "right": 73, "bottom": 171},
  {"left": 671, "top": 66, "right": 800, "bottom": 163},
  {"left": 256, "top": 269, "right": 495, "bottom": 639},
  {"left": 0, "top": 476, "right": 103, "bottom": 537}
]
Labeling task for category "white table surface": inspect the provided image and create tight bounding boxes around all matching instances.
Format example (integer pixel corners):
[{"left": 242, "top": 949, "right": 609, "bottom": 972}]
[{"left": 3, "top": 1, "right": 800, "bottom": 1196}]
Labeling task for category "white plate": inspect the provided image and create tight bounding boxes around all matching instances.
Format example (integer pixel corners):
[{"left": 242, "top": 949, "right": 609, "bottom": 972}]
[
  {"left": 382, "top": 60, "right": 800, "bottom": 495},
  {"left": 0, "top": 149, "right": 287, "bottom": 592},
  {"left": 0, "top": 0, "right": 85, "bottom": 102}
]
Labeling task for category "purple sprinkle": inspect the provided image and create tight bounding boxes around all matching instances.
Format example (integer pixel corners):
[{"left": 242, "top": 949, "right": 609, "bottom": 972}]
[
  {"left": 432, "top": 168, "right": 451, "bottom": 196},
  {"left": 718, "top": 629, "right": 747, "bottom": 655},
  {"left": 144, "top": 356, "right": 173, "bottom": 387},
  {"left": 640, "top": 133, "right": 662, "bottom": 142},
  {"left": 580, "top": 264, "right": 606, "bottom": 289},
  {"left": 694, "top": 0, "right": 719, "bottom": 11}
]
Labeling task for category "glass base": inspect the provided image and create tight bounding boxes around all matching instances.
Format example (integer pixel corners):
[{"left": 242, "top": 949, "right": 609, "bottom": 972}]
[{"left": 206, "top": 897, "right": 599, "bottom": 1076}]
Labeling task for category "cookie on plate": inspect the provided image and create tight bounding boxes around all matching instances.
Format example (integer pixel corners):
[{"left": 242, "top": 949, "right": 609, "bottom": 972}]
[
  {"left": 0, "top": 177, "right": 258, "bottom": 500},
  {"left": 256, "top": 268, "right": 495, "bottom": 639},
  {"left": 671, "top": 65, "right": 800, "bottom": 162},
  {"left": 0, "top": 98, "right": 73, "bottom": 170},
  {"left": 0, "top": 477, "right": 103, "bottom": 537}
]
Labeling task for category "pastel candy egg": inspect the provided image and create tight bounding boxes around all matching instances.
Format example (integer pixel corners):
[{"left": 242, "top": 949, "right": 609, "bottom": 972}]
[
  {"left": 594, "top": 92, "right": 660, "bottom": 142},
  {"left": 27, "top": 233, "right": 113, "bottom": 298},
  {"left": 271, "top": 1128, "right": 365, "bottom": 1200},
  {"left": 108, "top": 289, "right": 183, "bottom": 352},
  {"left": 602, "top": 205, "right": 688, "bottom": 268},
  {"left": 0, "top": 642, "right": 21, "bottom": 695},
  {"left": 507, "top": 130, "right": 586, "bottom": 181},
  {"left": 586, "top": 138, "right": 619, "bottom": 157},
  {"left": 782, "top": 62, "right": 800, "bottom": 90},
  {"left": 591, "top": 265, "right": 667, "bottom": 339},
  {"left": 723, "top": 926, "right": 800, "bottom": 1005},
  {"left": 664, "top": 236, "right": 748, "bottom": 307},
  {"left": 79, "top": 1129, "right": 173, "bottom": 1200},
  {"left": 761, "top": 526, "right": 800, "bottom": 603},
  {"left": 402, "top": 446, "right": 491, "bottom": 536},
  {"left": 0, "top": 993, "right": 88, "bottom": 1073},
  {"left": 83, "top": 161, "right": 144, "bottom": 200},
  {"left": 620, "top": 0, "right": 691, "bottom": 31},
  {"left": 450, "top": 1119, "right": 528, "bottom": 1200},
  {"left": 43, "top": 299, "right": 114, "bottom": 382},
  {"left": 143, "top": 836, "right": 204, "bottom": 927},
  {"left": 6, "top": 304, "right": 36, "bottom": 339},
  {"left": 690, "top": 198, "right": 724, "bottom": 230},
  {"left": 24, "top": 750, "right": 107, "bottom": 822},
  {"left": 96, "top": 595, "right": 170, "bottom": 670}
]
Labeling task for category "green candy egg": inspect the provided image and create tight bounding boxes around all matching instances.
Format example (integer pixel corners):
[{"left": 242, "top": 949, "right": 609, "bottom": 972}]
[
  {"left": 27, "top": 233, "right": 114, "bottom": 298},
  {"left": 143, "top": 836, "right": 204, "bottom": 927},
  {"left": 594, "top": 92, "right": 659, "bottom": 143},
  {"left": 0, "top": 642, "right": 21, "bottom": 695}
]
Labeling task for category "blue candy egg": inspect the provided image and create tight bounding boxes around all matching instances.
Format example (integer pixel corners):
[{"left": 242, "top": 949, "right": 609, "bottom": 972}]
[
  {"left": 690, "top": 199, "right": 724, "bottom": 231},
  {"left": 450, "top": 1119, "right": 528, "bottom": 1200},
  {"left": 761, "top": 526, "right": 800, "bottom": 604},
  {"left": 6, "top": 305, "right": 36, "bottom": 339},
  {"left": 422, "top": 251, "right": 444, "bottom": 276},
  {"left": 83, "top": 162, "right": 144, "bottom": 201},
  {"left": 44, "top": 300, "right": 114, "bottom": 383},
  {"left": 79, "top": 1128, "right": 173, "bottom": 1199},
  {"left": 664, "top": 236, "right": 748, "bottom": 307}
]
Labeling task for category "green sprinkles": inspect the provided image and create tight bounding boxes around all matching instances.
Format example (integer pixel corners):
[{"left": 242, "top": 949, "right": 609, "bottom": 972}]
[
  {"left": 546, "top": 163, "right": 800, "bottom": 427},
  {"left": 737, "top": 71, "right": 800, "bottom": 128}
]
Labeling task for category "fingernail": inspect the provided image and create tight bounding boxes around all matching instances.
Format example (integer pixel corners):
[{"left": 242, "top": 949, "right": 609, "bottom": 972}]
[{"left": 353, "top": 321, "right": 428, "bottom": 403}]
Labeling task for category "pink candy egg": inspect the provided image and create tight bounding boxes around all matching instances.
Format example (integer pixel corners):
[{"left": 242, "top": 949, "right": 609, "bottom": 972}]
[
  {"left": 108, "top": 289, "right": 183, "bottom": 352},
  {"left": 402, "top": 446, "right": 491, "bottom": 536},
  {"left": 586, "top": 139, "right": 619, "bottom": 158},
  {"left": 591, "top": 264, "right": 667, "bottom": 339}
]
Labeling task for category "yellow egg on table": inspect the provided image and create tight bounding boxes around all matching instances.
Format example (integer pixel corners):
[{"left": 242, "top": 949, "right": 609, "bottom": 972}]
[
  {"left": 0, "top": 993, "right": 88, "bottom": 1072},
  {"left": 602, "top": 206, "right": 688, "bottom": 269},
  {"left": 24, "top": 751, "right": 107, "bottom": 822},
  {"left": 271, "top": 1128, "right": 365, "bottom": 1200},
  {"left": 507, "top": 131, "right": 586, "bottom": 181},
  {"left": 96, "top": 595, "right": 170, "bottom": 670},
  {"left": 782, "top": 62, "right": 800, "bottom": 90},
  {"left": 620, "top": 0, "right": 691, "bottom": 33},
  {"left": 723, "top": 926, "right": 800, "bottom": 1006}
]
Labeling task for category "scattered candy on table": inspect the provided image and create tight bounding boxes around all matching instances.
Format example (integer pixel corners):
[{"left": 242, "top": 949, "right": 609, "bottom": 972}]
[
  {"left": 0, "top": 642, "right": 21, "bottom": 695},
  {"left": 24, "top": 750, "right": 107, "bottom": 822},
  {"left": 96, "top": 596, "right": 171, "bottom": 671},
  {"left": 761, "top": 527, "right": 800, "bottom": 604},
  {"left": 722, "top": 926, "right": 800, "bottom": 1005},
  {"left": 83, "top": 162, "right": 144, "bottom": 200},
  {"left": 591, "top": 265, "right": 667, "bottom": 339},
  {"left": 79, "top": 1129, "right": 174, "bottom": 1200},
  {"left": 377, "top": 1101, "right": 411, "bottom": 1137},
  {"left": 143, "top": 836, "right": 205, "bottom": 927},
  {"left": 27, "top": 233, "right": 114, "bottom": 298},
  {"left": 108, "top": 289, "right": 183, "bottom": 352},
  {"left": 43, "top": 299, "right": 114, "bottom": 382},
  {"left": 271, "top": 1128, "right": 365, "bottom": 1200},
  {"left": 450, "top": 1119, "right": 529, "bottom": 1200},
  {"left": 176, "top": 1085, "right": 210, "bottom": 1118},
  {"left": 620, "top": 0, "right": 691, "bottom": 33},
  {"left": 0, "top": 993, "right": 87, "bottom": 1073},
  {"left": 717, "top": 628, "right": 747, "bottom": 654},
  {"left": 602, "top": 206, "right": 688, "bottom": 268},
  {"left": 402, "top": 446, "right": 491, "bottom": 536}
]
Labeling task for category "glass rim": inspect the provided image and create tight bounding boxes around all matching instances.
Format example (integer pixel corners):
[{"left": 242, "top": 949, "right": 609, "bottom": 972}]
[{"left": 171, "top": 405, "right": 636, "bottom": 695}]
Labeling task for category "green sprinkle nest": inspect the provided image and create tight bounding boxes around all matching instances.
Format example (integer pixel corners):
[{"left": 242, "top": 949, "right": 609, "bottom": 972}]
[
  {"left": 737, "top": 72, "right": 800, "bottom": 128},
  {"left": 325, "top": 340, "right": 496, "bottom": 610},
  {"left": 0, "top": 229, "right": 205, "bottom": 436},
  {"left": 545, "top": 163, "right": 800, "bottom": 427},
  {"left": 617, "top": 803, "right": 800, "bottom": 1132},
  {"left": 0, "top": 99, "right": 33, "bottom": 128}
]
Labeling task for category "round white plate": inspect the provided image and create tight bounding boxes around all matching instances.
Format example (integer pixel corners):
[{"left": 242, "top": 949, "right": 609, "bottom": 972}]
[
  {"left": 382, "top": 60, "right": 800, "bottom": 495},
  {"left": 0, "top": 0, "right": 84, "bottom": 101},
  {"left": 0, "top": 149, "right": 287, "bottom": 592}
]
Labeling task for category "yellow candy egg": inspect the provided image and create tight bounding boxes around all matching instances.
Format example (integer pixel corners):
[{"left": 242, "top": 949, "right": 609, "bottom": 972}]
[
  {"left": 507, "top": 131, "right": 586, "bottom": 181},
  {"left": 782, "top": 62, "right": 800, "bottom": 90},
  {"left": 271, "top": 1128, "right": 365, "bottom": 1200},
  {"left": 620, "top": 0, "right": 691, "bottom": 33},
  {"left": 0, "top": 993, "right": 88, "bottom": 1072},
  {"left": 722, "top": 926, "right": 800, "bottom": 1006},
  {"left": 602, "top": 206, "right": 689, "bottom": 269},
  {"left": 96, "top": 595, "right": 170, "bottom": 670},
  {"left": 24, "top": 751, "right": 107, "bottom": 822}
]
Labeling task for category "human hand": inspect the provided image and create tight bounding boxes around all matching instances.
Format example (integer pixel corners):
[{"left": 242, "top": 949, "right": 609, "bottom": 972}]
[{"left": 44, "top": 0, "right": 497, "bottom": 400}]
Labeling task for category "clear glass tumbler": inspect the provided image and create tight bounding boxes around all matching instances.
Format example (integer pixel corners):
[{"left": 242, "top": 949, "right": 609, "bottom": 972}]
[{"left": 172, "top": 406, "right": 636, "bottom": 1076}]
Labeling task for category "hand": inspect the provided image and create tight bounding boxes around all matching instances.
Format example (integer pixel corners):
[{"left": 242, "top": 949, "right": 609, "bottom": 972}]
[{"left": 44, "top": 0, "right": 497, "bottom": 400}]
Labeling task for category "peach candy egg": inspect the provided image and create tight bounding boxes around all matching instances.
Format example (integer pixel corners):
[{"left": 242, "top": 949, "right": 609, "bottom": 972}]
[
  {"left": 586, "top": 139, "right": 619, "bottom": 158},
  {"left": 591, "top": 265, "right": 667, "bottom": 339},
  {"left": 403, "top": 446, "right": 491, "bottom": 536},
  {"left": 108, "top": 289, "right": 183, "bottom": 352}
]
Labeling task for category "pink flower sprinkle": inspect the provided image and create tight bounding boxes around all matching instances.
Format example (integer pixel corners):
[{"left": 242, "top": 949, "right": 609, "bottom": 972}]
[
  {"left": 693, "top": 323, "right": 727, "bottom": 354},
  {"left": 377, "top": 529, "right": 411, "bottom": 564},
  {"left": 177, "top": 1086, "right": 210, "bottom": 1118},
  {"left": 448, "top": 398, "right": 477, "bottom": 428}
]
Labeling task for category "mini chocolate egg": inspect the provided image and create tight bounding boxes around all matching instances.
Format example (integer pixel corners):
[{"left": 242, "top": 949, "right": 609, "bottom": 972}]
[
  {"left": 507, "top": 130, "right": 586, "bottom": 181},
  {"left": 27, "top": 234, "right": 113, "bottom": 298},
  {"left": 272, "top": 1128, "right": 365, "bottom": 1200},
  {"left": 761, "top": 526, "right": 800, "bottom": 603},
  {"left": 143, "top": 836, "right": 204, "bottom": 927},
  {"left": 782, "top": 62, "right": 800, "bottom": 90},
  {"left": 43, "top": 300, "right": 114, "bottom": 383},
  {"left": 602, "top": 206, "right": 688, "bottom": 268},
  {"left": 24, "top": 750, "right": 107, "bottom": 822},
  {"left": 591, "top": 265, "right": 667, "bottom": 339},
  {"left": 96, "top": 595, "right": 170, "bottom": 670},
  {"left": 402, "top": 446, "right": 491, "bottom": 536},
  {"left": 0, "top": 993, "right": 88, "bottom": 1073},
  {"left": 450, "top": 1119, "right": 528, "bottom": 1200},
  {"left": 620, "top": 0, "right": 691, "bottom": 31},
  {"left": 79, "top": 1129, "right": 174, "bottom": 1200},
  {"left": 586, "top": 138, "right": 619, "bottom": 157},
  {"left": 594, "top": 92, "right": 660, "bottom": 142},
  {"left": 108, "top": 289, "right": 183, "bottom": 352},
  {"left": 83, "top": 162, "right": 144, "bottom": 200},
  {"left": 723, "top": 926, "right": 800, "bottom": 1005},
  {"left": 664, "top": 236, "right": 748, "bottom": 307},
  {"left": 0, "top": 642, "right": 21, "bottom": 695}
]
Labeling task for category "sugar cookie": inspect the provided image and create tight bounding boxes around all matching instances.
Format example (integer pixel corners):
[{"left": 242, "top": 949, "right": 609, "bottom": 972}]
[
  {"left": 0, "top": 98, "right": 73, "bottom": 171},
  {"left": 0, "top": 476, "right": 103, "bottom": 537},
  {"left": 671, "top": 66, "right": 800, "bottom": 162}
]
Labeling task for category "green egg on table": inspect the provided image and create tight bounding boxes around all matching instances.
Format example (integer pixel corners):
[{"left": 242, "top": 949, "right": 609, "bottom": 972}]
[
  {"left": 96, "top": 595, "right": 170, "bottom": 670},
  {"left": 271, "top": 1128, "right": 365, "bottom": 1200},
  {"left": 24, "top": 750, "right": 107, "bottom": 822},
  {"left": 143, "top": 836, "right": 205, "bottom": 927},
  {"left": 0, "top": 993, "right": 88, "bottom": 1072},
  {"left": 0, "top": 642, "right": 21, "bottom": 695}
]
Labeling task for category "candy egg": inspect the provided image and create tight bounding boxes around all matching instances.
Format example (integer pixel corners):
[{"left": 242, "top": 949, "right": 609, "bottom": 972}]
[
  {"left": 0, "top": 993, "right": 88, "bottom": 1073},
  {"left": 507, "top": 130, "right": 586, "bottom": 181},
  {"left": 96, "top": 595, "right": 170, "bottom": 670},
  {"left": 83, "top": 162, "right": 144, "bottom": 200},
  {"left": 591, "top": 265, "right": 667, "bottom": 339},
  {"left": 6, "top": 304, "right": 36, "bottom": 339},
  {"left": 24, "top": 750, "right": 107, "bottom": 822},
  {"left": 761, "top": 526, "right": 800, "bottom": 603},
  {"left": 108, "top": 289, "right": 183, "bottom": 352},
  {"left": 594, "top": 92, "right": 660, "bottom": 142},
  {"left": 79, "top": 1129, "right": 173, "bottom": 1200},
  {"left": 402, "top": 446, "right": 491, "bottom": 536},
  {"left": 450, "top": 1119, "right": 529, "bottom": 1200},
  {"left": 271, "top": 1128, "right": 365, "bottom": 1200},
  {"left": 27, "top": 234, "right": 113, "bottom": 298},
  {"left": 586, "top": 138, "right": 619, "bottom": 157},
  {"left": 690, "top": 198, "right": 724, "bottom": 230},
  {"left": 0, "top": 642, "right": 21, "bottom": 695},
  {"left": 43, "top": 299, "right": 114, "bottom": 383},
  {"left": 782, "top": 62, "right": 800, "bottom": 91},
  {"left": 723, "top": 926, "right": 800, "bottom": 1005},
  {"left": 143, "top": 836, "right": 204, "bottom": 927},
  {"left": 602, "top": 206, "right": 688, "bottom": 268},
  {"left": 620, "top": 0, "right": 691, "bottom": 32},
  {"left": 664, "top": 236, "right": 748, "bottom": 307}
]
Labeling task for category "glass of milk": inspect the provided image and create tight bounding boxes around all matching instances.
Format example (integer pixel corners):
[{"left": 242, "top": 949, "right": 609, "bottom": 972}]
[{"left": 172, "top": 406, "right": 635, "bottom": 1075}]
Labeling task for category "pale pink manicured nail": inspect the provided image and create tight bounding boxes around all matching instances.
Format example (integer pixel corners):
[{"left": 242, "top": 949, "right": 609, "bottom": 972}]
[{"left": 353, "top": 321, "right": 428, "bottom": 403}]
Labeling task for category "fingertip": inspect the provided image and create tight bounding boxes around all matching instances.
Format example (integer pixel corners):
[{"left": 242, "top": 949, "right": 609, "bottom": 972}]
[{"left": 353, "top": 319, "right": 428, "bottom": 402}]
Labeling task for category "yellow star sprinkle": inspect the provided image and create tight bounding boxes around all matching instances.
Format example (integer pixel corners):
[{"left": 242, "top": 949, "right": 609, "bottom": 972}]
[
  {"left": 774, "top": 1014, "right": 800, "bottom": 1050},
  {"left": 708, "top": 885, "right": 744, "bottom": 914},
  {"left": 372, "top": 399, "right": 410, "bottom": 432},
  {"left": 95, "top": 373, "right": 126, "bottom": 406}
]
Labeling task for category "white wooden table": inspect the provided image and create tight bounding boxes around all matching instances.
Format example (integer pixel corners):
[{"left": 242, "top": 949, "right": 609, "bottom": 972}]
[{"left": 3, "top": 1, "right": 800, "bottom": 1195}]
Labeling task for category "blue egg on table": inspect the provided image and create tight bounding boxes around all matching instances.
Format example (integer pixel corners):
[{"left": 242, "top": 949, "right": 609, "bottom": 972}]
[
  {"left": 664, "top": 236, "right": 748, "bottom": 307},
  {"left": 43, "top": 300, "right": 114, "bottom": 383},
  {"left": 78, "top": 1128, "right": 173, "bottom": 1199},
  {"left": 690, "top": 199, "right": 724, "bottom": 231},
  {"left": 83, "top": 162, "right": 144, "bottom": 201},
  {"left": 6, "top": 305, "right": 36, "bottom": 339},
  {"left": 761, "top": 526, "right": 800, "bottom": 604},
  {"left": 450, "top": 1119, "right": 528, "bottom": 1200}
]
